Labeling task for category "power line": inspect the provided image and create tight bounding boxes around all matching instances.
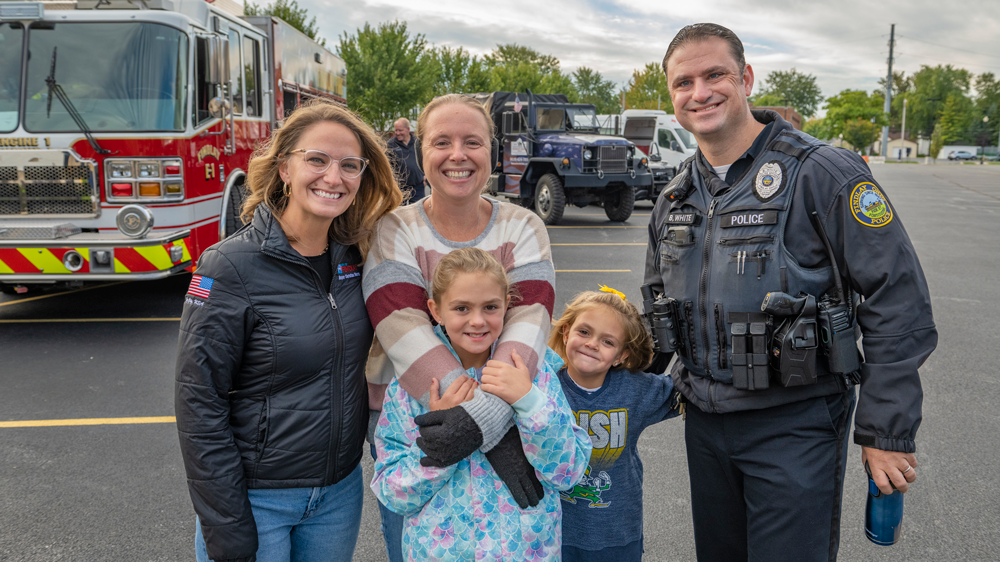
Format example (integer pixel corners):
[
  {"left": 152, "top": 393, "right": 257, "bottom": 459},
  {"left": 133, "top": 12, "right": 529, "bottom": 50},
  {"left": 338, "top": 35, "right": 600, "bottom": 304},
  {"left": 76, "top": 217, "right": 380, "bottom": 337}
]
[
  {"left": 895, "top": 52, "right": 999, "bottom": 71},
  {"left": 897, "top": 34, "right": 1000, "bottom": 61}
]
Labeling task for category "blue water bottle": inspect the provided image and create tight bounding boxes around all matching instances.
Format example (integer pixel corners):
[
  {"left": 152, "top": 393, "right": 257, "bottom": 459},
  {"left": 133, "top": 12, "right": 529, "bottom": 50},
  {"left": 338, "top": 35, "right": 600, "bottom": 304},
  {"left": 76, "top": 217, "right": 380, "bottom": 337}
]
[{"left": 864, "top": 462, "right": 904, "bottom": 545}]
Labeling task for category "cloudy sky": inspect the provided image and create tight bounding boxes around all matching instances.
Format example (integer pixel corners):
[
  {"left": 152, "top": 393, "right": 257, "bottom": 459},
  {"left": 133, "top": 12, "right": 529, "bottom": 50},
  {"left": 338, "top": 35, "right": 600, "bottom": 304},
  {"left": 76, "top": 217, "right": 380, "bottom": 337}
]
[{"left": 305, "top": 0, "right": 1000, "bottom": 107}]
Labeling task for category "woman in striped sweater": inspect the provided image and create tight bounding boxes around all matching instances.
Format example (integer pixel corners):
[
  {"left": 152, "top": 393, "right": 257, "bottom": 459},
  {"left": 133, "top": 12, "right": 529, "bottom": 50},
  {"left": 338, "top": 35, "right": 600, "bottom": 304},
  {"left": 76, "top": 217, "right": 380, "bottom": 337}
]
[{"left": 362, "top": 94, "right": 557, "bottom": 562}]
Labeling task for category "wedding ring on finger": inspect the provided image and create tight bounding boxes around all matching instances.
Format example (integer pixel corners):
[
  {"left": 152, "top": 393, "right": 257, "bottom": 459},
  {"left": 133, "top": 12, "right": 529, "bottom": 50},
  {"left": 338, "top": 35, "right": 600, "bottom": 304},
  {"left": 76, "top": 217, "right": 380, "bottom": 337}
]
[{"left": 902, "top": 465, "right": 912, "bottom": 474}]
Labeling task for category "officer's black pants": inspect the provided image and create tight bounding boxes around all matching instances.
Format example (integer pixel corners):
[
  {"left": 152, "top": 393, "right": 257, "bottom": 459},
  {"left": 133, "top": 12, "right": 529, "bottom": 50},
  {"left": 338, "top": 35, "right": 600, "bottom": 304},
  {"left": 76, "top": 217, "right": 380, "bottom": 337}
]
[{"left": 685, "top": 390, "right": 855, "bottom": 562}]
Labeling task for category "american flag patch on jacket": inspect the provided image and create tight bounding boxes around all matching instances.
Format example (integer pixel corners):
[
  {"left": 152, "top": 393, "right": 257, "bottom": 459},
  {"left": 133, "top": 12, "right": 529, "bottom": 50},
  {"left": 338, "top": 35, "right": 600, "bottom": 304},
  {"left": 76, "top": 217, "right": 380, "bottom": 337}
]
[{"left": 187, "top": 275, "right": 214, "bottom": 298}]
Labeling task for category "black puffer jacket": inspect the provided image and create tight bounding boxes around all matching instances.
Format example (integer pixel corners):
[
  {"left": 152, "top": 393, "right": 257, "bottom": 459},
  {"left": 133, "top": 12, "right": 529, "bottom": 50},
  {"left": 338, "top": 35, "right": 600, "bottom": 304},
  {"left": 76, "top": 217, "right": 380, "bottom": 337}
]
[{"left": 175, "top": 205, "right": 372, "bottom": 561}]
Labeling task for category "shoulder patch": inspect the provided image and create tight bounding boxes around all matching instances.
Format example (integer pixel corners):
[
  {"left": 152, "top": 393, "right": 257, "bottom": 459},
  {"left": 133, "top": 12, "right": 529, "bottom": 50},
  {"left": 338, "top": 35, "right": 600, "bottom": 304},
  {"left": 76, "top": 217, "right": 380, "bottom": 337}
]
[
  {"left": 754, "top": 161, "right": 785, "bottom": 201},
  {"left": 850, "top": 181, "right": 893, "bottom": 227}
]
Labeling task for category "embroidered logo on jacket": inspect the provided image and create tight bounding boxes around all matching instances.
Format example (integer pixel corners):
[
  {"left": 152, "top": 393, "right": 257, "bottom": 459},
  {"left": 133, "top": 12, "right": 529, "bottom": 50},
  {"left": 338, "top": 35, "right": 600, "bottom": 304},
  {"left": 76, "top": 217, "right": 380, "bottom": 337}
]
[
  {"left": 187, "top": 275, "right": 214, "bottom": 298},
  {"left": 850, "top": 182, "right": 894, "bottom": 227},
  {"left": 337, "top": 262, "right": 361, "bottom": 280},
  {"left": 754, "top": 161, "right": 785, "bottom": 201}
]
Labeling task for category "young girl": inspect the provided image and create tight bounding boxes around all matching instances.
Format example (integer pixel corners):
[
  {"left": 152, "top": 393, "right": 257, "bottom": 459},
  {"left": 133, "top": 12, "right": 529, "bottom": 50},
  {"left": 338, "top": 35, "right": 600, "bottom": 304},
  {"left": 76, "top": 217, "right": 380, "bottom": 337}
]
[
  {"left": 550, "top": 288, "right": 682, "bottom": 562},
  {"left": 371, "top": 247, "right": 592, "bottom": 561}
]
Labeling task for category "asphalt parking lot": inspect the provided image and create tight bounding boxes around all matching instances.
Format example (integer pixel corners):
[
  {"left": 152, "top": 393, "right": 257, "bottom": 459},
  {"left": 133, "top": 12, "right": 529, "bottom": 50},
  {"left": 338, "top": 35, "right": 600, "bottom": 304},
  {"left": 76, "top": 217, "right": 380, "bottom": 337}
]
[{"left": 1, "top": 163, "right": 999, "bottom": 561}]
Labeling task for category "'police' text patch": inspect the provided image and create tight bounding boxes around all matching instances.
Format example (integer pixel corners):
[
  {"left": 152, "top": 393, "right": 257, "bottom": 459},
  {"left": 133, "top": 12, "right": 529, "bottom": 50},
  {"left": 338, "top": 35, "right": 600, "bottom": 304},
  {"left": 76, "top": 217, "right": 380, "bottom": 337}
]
[
  {"left": 850, "top": 182, "right": 893, "bottom": 227},
  {"left": 719, "top": 210, "right": 778, "bottom": 228}
]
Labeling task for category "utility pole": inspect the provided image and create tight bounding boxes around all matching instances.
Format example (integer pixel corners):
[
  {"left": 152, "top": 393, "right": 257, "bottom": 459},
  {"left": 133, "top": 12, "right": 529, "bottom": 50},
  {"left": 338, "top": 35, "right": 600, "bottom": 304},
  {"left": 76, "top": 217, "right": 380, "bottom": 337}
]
[{"left": 880, "top": 24, "right": 895, "bottom": 157}]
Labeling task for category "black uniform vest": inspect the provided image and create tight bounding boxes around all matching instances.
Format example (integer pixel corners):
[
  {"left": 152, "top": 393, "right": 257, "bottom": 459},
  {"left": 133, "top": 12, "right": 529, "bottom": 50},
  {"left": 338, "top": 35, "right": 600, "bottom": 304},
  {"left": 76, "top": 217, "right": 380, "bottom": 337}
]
[{"left": 656, "top": 129, "right": 837, "bottom": 386}]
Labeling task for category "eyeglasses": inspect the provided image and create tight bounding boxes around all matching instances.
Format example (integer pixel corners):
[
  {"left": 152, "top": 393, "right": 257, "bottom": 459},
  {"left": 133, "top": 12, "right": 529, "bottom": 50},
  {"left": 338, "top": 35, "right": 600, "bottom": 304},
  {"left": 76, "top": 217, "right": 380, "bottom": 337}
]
[{"left": 287, "top": 149, "right": 369, "bottom": 179}]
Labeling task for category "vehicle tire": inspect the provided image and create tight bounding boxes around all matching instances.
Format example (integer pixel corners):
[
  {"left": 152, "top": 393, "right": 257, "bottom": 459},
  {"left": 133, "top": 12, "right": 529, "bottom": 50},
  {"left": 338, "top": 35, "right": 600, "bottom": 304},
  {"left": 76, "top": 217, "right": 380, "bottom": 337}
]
[
  {"left": 604, "top": 185, "right": 635, "bottom": 222},
  {"left": 0, "top": 283, "right": 18, "bottom": 295},
  {"left": 223, "top": 181, "right": 249, "bottom": 238},
  {"left": 534, "top": 174, "right": 566, "bottom": 225}
]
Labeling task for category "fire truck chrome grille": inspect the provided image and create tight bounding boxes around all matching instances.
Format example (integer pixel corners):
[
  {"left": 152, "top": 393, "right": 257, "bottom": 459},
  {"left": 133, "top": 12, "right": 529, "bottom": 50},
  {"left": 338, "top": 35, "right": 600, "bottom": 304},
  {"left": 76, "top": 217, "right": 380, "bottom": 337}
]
[
  {"left": 598, "top": 146, "right": 628, "bottom": 174},
  {"left": 0, "top": 155, "right": 99, "bottom": 218}
]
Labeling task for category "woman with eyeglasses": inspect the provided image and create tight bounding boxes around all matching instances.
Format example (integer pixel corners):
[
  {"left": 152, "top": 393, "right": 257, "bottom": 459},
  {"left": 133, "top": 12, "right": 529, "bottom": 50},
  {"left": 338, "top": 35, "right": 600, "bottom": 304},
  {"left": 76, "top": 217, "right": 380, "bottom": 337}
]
[{"left": 175, "top": 99, "right": 402, "bottom": 562}]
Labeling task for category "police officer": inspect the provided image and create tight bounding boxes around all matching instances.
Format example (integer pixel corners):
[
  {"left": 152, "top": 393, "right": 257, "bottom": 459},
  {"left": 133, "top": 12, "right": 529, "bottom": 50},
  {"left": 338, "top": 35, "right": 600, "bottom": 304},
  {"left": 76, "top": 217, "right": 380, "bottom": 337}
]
[
  {"left": 387, "top": 117, "right": 425, "bottom": 204},
  {"left": 643, "top": 24, "right": 937, "bottom": 561}
]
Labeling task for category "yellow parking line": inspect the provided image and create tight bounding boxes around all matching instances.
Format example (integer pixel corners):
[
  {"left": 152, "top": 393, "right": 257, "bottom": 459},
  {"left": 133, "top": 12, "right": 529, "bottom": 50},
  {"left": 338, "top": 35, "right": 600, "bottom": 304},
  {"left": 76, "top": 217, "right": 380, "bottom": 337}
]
[
  {"left": 551, "top": 243, "right": 645, "bottom": 246},
  {"left": 0, "top": 318, "right": 181, "bottom": 323},
  {"left": 0, "top": 281, "right": 128, "bottom": 308},
  {"left": 0, "top": 416, "right": 176, "bottom": 428},
  {"left": 556, "top": 269, "right": 631, "bottom": 272}
]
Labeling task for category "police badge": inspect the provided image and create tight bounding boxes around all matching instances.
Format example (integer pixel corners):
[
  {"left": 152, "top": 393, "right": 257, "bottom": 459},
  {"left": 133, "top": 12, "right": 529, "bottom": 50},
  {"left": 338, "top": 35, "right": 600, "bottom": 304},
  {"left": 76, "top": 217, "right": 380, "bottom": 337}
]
[{"left": 754, "top": 161, "right": 785, "bottom": 202}]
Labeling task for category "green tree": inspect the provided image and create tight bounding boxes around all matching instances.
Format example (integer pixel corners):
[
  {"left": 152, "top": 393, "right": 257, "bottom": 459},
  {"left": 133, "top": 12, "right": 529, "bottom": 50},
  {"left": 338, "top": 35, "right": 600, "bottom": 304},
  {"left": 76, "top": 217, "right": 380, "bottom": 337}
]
[
  {"left": 430, "top": 46, "right": 492, "bottom": 96},
  {"left": 905, "top": 65, "right": 973, "bottom": 137},
  {"left": 484, "top": 44, "right": 560, "bottom": 74},
  {"left": 572, "top": 67, "right": 619, "bottom": 114},
  {"left": 823, "top": 89, "right": 887, "bottom": 139},
  {"left": 841, "top": 118, "right": 880, "bottom": 155},
  {"left": 752, "top": 68, "right": 823, "bottom": 118},
  {"left": 484, "top": 44, "right": 577, "bottom": 99},
  {"left": 337, "top": 21, "right": 437, "bottom": 130},
  {"left": 974, "top": 72, "right": 1000, "bottom": 146},
  {"left": 623, "top": 63, "right": 672, "bottom": 112},
  {"left": 803, "top": 117, "right": 828, "bottom": 140},
  {"left": 929, "top": 122, "right": 944, "bottom": 160},
  {"left": 879, "top": 71, "right": 913, "bottom": 128},
  {"left": 245, "top": 0, "right": 324, "bottom": 46},
  {"left": 938, "top": 93, "right": 975, "bottom": 144}
]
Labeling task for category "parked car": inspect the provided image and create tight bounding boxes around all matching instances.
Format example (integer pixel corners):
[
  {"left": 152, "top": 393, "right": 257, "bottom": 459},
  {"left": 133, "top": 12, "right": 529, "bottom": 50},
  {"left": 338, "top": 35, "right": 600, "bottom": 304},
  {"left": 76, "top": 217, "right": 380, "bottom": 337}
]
[{"left": 948, "top": 150, "right": 977, "bottom": 161}]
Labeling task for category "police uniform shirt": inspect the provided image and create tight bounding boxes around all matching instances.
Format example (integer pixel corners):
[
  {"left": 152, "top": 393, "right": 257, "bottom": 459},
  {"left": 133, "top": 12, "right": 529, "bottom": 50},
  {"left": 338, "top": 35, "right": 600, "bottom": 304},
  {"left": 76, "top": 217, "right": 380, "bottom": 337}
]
[{"left": 643, "top": 110, "right": 936, "bottom": 454}]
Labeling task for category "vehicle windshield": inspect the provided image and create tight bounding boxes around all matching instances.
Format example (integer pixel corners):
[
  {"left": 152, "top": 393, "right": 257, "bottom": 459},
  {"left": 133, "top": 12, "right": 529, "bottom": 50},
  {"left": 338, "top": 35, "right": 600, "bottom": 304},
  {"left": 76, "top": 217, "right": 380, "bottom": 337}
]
[
  {"left": 24, "top": 22, "right": 188, "bottom": 133},
  {"left": 567, "top": 107, "right": 599, "bottom": 131},
  {"left": 0, "top": 23, "right": 23, "bottom": 133},
  {"left": 673, "top": 126, "right": 698, "bottom": 149},
  {"left": 535, "top": 107, "right": 565, "bottom": 131}
]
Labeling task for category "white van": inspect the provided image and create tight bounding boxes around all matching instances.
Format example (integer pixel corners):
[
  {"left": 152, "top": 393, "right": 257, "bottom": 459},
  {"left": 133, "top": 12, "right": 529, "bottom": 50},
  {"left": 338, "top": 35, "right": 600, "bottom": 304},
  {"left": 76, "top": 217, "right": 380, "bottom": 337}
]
[
  {"left": 620, "top": 110, "right": 697, "bottom": 170},
  {"left": 597, "top": 110, "right": 697, "bottom": 200}
]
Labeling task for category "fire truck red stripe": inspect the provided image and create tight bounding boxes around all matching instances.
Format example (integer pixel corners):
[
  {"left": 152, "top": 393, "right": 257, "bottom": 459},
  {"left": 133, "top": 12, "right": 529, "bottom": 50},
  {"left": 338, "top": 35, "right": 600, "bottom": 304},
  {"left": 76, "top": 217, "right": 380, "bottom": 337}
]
[
  {"left": 113, "top": 248, "right": 159, "bottom": 272},
  {"left": 0, "top": 249, "right": 41, "bottom": 274}
]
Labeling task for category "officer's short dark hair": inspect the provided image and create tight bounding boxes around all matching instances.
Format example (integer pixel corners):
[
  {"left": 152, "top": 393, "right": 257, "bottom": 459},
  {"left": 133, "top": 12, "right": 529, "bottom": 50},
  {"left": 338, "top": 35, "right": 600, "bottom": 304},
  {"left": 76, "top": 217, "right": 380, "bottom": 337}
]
[{"left": 662, "top": 23, "right": 746, "bottom": 79}]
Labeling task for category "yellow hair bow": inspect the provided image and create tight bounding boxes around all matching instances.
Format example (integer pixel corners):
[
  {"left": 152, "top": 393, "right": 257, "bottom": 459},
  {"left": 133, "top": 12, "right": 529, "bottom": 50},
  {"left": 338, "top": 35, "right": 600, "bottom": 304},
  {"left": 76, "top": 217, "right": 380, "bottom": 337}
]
[{"left": 599, "top": 285, "right": 627, "bottom": 301}]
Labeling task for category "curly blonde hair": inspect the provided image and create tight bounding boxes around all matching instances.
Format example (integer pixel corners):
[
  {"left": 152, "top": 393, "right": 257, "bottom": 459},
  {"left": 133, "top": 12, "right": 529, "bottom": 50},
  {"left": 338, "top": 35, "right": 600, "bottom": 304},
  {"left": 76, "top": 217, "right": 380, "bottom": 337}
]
[
  {"left": 548, "top": 291, "right": 654, "bottom": 372},
  {"left": 242, "top": 99, "right": 402, "bottom": 258}
]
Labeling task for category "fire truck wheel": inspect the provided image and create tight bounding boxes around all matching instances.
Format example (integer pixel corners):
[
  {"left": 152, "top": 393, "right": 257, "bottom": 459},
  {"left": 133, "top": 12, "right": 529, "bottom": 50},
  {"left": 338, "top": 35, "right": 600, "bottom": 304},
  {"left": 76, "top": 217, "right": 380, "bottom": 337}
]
[
  {"left": 0, "top": 283, "right": 17, "bottom": 295},
  {"left": 604, "top": 185, "right": 635, "bottom": 222},
  {"left": 534, "top": 174, "right": 565, "bottom": 225},
  {"left": 224, "top": 181, "right": 250, "bottom": 238}
]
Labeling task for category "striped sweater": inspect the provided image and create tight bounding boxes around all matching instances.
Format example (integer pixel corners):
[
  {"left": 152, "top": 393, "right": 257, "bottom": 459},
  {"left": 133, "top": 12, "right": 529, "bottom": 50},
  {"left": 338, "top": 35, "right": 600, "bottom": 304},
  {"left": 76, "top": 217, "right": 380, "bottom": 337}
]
[{"left": 363, "top": 197, "right": 555, "bottom": 450}]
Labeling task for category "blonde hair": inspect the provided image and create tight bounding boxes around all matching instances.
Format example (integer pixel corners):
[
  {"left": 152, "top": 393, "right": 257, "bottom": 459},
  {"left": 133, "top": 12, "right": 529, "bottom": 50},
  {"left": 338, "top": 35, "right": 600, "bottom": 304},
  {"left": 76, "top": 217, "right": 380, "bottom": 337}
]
[
  {"left": 242, "top": 99, "right": 402, "bottom": 258},
  {"left": 431, "top": 247, "right": 510, "bottom": 306},
  {"left": 548, "top": 291, "right": 654, "bottom": 372},
  {"left": 416, "top": 94, "right": 495, "bottom": 147}
]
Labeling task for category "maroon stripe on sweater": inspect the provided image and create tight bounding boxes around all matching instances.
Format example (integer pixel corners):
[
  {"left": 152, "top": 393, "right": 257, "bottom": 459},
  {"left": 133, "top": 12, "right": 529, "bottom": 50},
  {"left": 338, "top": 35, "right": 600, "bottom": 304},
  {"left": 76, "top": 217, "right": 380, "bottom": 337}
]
[
  {"left": 511, "top": 279, "right": 555, "bottom": 317},
  {"left": 494, "top": 341, "right": 542, "bottom": 377},
  {"left": 399, "top": 345, "right": 462, "bottom": 400},
  {"left": 366, "top": 282, "right": 430, "bottom": 328}
]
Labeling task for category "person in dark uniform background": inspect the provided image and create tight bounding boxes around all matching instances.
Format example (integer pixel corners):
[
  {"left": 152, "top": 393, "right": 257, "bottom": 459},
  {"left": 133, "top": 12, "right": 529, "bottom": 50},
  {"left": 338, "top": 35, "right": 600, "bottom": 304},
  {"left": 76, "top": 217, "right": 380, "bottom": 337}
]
[
  {"left": 643, "top": 23, "right": 937, "bottom": 562},
  {"left": 387, "top": 117, "right": 425, "bottom": 204}
]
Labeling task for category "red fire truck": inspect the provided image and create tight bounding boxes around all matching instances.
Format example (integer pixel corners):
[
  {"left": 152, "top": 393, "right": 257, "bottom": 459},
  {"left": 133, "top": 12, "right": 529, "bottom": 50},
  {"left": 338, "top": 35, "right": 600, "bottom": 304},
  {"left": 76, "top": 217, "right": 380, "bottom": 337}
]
[{"left": 0, "top": 0, "right": 346, "bottom": 293}]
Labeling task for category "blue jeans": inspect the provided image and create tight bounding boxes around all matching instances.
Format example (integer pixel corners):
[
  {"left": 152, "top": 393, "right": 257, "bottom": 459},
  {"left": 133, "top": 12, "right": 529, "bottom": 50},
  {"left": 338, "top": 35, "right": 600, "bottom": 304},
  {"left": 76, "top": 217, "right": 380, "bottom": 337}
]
[
  {"left": 195, "top": 463, "right": 363, "bottom": 562},
  {"left": 370, "top": 442, "right": 405, "bottom": 562}
]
